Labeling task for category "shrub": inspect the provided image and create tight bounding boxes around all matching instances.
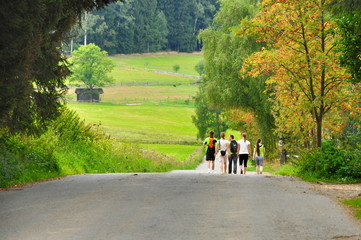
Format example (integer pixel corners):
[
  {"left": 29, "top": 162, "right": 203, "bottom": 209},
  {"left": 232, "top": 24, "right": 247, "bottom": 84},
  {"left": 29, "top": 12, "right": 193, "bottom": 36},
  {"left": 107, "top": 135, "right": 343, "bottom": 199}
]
[
  {"left": 295, "top": 140, "right": 361, "bottom": 182},
  {"left": 0, "top": 132, "right": 59, "bottom": 187}
]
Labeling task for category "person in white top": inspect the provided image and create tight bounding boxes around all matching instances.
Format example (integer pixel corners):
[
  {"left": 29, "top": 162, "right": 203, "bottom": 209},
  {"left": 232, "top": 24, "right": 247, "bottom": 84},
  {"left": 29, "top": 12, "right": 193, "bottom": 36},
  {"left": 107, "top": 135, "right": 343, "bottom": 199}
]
[
  {"left": 217, "top": 132, "right": 229, "bottom": 174},
  {"left": 237, "top": 132, "right": 251, "bottom": 174}
]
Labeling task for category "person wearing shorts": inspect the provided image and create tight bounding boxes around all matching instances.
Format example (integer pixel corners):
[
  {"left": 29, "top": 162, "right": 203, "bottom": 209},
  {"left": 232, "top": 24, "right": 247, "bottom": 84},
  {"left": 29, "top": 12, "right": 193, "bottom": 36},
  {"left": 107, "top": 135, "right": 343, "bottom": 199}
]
[
  {"left": 237, "top": 132, "right": 251, "bottom": 174},
  {"left": 203, "top": 130, "right": 218, "bottom": 173},
  {"left": 253, "top": 138, "right": 265, "bottom": 175},
  {"left": 218, "top": 132, "right": 229, "bottom": 174}
]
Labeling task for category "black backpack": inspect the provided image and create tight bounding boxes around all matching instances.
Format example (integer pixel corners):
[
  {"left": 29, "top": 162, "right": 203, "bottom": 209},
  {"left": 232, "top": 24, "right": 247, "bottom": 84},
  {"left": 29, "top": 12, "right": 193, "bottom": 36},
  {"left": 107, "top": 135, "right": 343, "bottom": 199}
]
[{"left": 230, "top": 140, "right": 238, "bottom": 153}]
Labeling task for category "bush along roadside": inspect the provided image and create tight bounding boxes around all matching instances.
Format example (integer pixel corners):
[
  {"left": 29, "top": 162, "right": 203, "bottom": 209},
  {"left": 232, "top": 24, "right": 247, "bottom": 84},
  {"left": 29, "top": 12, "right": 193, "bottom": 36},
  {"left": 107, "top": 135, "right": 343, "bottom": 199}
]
[
  {"left": 0, "top": 108, "right": 202, "bottom": 188},
  {"left": 294, "top": 140, "right": 361, "bottom": 183}
]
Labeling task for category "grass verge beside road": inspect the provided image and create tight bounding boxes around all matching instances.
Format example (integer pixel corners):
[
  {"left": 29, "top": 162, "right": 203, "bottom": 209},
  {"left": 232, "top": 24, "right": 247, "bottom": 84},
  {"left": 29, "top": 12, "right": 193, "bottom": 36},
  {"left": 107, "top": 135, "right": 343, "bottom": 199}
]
[{"left": 343, "top": 198, "right": 361, "bottom": 219}]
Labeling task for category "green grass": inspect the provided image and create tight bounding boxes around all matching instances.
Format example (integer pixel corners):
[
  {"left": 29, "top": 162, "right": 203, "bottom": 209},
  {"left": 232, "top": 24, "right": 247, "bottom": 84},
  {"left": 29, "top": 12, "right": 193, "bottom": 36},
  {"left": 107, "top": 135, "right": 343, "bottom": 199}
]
[
  {"left": 273, "top": 163, "right": 298, "bottom": 176},
  {"left": 67, "top": 102, "right": 198, "bottom": 144},
  {"left": 67, "top": 84, "right": 198, "bottom": 104},
  {"left": 140, "top": 144, "right": 203, "bottom": 170},
  {"left": 111, "top": 53, "right": 203, "bottom": 76},
  {"left": 109, "top": 65, "right": 195, "bottom": 84},
  {"left": 63, "top": 53, "right": 205, "bottom": 176},
  {"left": 141, "top": 144, "right": 200, "bottom": 162},
  {"left": 343, "top": 198, "right": 361, "bottom": 219}
]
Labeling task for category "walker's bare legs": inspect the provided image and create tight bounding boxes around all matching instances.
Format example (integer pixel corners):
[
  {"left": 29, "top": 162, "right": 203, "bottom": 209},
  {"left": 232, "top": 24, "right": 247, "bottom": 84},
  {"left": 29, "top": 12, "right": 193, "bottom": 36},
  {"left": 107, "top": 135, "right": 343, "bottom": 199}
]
[{"left": 221, "top": 159, "right": 227, "bottom": 174}]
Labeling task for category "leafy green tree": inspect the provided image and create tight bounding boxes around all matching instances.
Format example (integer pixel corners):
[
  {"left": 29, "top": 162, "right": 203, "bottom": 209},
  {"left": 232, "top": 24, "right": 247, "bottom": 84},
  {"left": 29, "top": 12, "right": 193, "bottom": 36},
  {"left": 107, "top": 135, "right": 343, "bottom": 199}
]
[
  {"left": 198, "top": 0, "right": 275, "bottom": 145},
  {"left": 0, "top": 0, "right": 120, "bottom": 134},
  {"left": 333, "top": 0, "right": 361, "bottom": 83},
  {"left": 69, "top": 44, "right": 115, "bottom": 89},
  {"left": 194, "top": 60, "right": 205, "bottom": 76},
  {"left": 192, "top": 84, "right": 228, "bottom": 139},
  {"left": 173, "top": 64, "right": 180, "bottom": 73}
]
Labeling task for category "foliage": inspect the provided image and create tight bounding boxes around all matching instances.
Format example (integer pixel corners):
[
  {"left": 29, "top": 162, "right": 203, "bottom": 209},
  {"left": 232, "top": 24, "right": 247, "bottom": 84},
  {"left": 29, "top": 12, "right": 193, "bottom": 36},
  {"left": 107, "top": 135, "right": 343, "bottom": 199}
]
[
  {"left": 0, "top": 131, "right": 59, "bottom": 187},
  {"left": 69, "top": 44, "right": 115, "bottom": 88},
  {"left": 294, "top": 140, "right": 361, "bottom": 182},
  {"left": 65, "top": 0, "right": 219, "bottom": 54},
  {"left": 194, "top": 60, "right": 205, "bottom": 76},
  {"left": 333, "top": 0, "right": 361, "bottom": 83},
  {"left": 192, "top": 84, "right": 228, "bottom": 140},
  {"left": 239, "top": 0, "right": 361, "bottom": 147},
  {"left": 198, "top": 0, "right": 276, "bottom": 146},
  {"left": 0, "top": 0, "right": 121, "bottom": 134},
  {"left": 223, "top": 109, "right": 258, "bottom": 141},
  {"left": 173, "top": 64, "right": 180, "bottom": 73},
  {"left": 273, "top": 164, "right": 297, "bottom": 176},
  {"left": 0, "top": 108, "right": 202, "bottom": 188}
]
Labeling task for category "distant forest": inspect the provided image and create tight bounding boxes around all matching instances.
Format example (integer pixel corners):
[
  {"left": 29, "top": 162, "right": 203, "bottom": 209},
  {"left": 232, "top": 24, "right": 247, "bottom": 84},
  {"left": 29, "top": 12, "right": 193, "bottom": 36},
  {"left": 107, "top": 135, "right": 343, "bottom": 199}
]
[{"left": 65, "top": 0, "right": 220, "bottom": 54}]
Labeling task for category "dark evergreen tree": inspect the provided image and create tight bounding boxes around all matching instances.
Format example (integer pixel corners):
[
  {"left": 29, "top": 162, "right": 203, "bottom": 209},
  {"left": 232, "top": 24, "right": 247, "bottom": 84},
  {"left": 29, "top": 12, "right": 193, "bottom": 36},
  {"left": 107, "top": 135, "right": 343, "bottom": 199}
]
[
  {"left": 0, "top": 0, "right": 121, "bottom": 134},
  {"left": 158, "top": 0, "right": 198, "bottom": 52},
  {"left": 66, "top": 0, "right": 219, "bottom": 53}
]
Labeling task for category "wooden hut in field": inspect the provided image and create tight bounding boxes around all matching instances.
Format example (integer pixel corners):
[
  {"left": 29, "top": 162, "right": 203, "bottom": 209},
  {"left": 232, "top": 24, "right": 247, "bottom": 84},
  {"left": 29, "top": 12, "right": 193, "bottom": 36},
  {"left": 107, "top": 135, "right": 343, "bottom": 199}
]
[{"left": 75, "top": 88, "right": 104, "bottom": 102}]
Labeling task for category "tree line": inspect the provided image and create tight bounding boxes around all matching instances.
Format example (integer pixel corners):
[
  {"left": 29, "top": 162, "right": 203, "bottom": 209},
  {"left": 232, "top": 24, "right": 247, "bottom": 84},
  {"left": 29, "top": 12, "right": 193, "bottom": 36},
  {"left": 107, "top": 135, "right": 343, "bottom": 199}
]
[
  {"left": 194, "top": 0, "right": 361, "bottom": 151},
  {"left": 65, "top": 0, "right": 219, "bottom": 54}
]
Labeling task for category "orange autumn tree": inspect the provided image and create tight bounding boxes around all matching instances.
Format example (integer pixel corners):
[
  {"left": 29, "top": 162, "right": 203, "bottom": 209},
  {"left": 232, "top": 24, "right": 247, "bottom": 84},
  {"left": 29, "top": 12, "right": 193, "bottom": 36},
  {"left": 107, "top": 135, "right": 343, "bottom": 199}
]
[
  {"left": 238, "top": 0, "right": 361, "bottom": 147},
  {"left": 223, "top": 109, "right": 258, "bottom": 139}
]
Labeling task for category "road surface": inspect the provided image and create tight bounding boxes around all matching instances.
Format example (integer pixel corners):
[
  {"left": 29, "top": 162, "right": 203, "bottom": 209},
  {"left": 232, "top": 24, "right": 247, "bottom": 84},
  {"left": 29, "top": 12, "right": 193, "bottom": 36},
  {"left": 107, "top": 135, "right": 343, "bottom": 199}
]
[{"left": 1, "top": 161, "right": 360, "bottom": 240}]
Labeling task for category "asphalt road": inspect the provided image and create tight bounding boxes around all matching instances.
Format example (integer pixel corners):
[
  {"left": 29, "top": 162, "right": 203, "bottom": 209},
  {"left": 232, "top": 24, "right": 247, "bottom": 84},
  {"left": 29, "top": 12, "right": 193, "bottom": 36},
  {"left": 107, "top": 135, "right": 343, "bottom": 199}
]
[{"left": 1, "top": 162, "right": 361, "bottom": 240}]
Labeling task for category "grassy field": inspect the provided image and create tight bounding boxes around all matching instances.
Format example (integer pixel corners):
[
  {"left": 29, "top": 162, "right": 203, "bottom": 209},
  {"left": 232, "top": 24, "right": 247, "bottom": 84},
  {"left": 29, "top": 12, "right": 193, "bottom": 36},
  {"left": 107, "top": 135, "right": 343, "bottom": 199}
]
[
  {"left": 141, "top": 144, "right": 200, "bottom": 162},
  {"left": 67, "top": 84, "right": 198, "bottom": 104},
  {"left": 67, "top": 102, "right": 198, "bottom": 144},
  {"left": 111, "top": 52, "right": 203, "bottom": 76},
  {"left": 109, "top": 66, "right": 195, "bottom": 84},
  {"left": 66, "top": 52, "right": 205, "bottom": 170}
]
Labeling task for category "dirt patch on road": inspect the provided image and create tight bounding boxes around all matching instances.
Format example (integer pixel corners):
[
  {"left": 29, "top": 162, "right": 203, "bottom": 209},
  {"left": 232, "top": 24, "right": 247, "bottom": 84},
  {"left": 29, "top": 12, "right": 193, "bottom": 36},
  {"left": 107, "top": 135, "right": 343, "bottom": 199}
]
[
  {"left": 311, "top": 182, "right": 361, "bottom": 199},
  {"left": 311, "top": 182, "right": 361, "bottom": 227}
]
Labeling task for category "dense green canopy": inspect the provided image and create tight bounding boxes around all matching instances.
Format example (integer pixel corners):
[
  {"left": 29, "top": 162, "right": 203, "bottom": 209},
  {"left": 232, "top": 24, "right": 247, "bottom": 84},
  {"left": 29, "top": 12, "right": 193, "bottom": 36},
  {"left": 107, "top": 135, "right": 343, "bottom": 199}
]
[
  {"left": 0, "top": 0, "right": 121, "bottom": 134},
  {"left": 65, "top": 0, "right": 219, "bottom": 54}
]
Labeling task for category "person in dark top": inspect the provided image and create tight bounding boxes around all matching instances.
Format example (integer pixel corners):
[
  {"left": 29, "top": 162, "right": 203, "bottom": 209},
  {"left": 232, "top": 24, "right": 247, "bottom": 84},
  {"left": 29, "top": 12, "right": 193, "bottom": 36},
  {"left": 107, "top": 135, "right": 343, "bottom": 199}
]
[{"left": 228, "top": 134, "right": 238, "bottom": 174}]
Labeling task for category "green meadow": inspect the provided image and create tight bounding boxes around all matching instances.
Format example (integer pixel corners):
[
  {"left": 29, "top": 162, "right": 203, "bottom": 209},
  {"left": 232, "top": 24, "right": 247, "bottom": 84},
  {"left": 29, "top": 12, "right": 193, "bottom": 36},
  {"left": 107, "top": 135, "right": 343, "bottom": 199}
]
[
  {"left": 109, "top": 66, "right": 194, "bottom": 84},
  {"left": 67, "top": 84, "right": 198, "bottom": 104},
  {"left": 67, "top": 52, "right": 204, "bottom": 167},
  {"left": 111, "top": 53, "right": 203, "bottom": 76},
  {"left": 67, "top": 102, "right": 198, "bottom": 144},
  {"left": 141, "top": 144, "right": 200, "bottom": 161}
]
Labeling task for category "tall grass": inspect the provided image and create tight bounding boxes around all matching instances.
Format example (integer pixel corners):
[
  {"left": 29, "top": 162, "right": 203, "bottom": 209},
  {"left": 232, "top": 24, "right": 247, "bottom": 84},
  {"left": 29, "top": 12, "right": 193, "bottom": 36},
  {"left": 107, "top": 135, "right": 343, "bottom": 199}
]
[{"left": 0, "top": 108, "right": 203, "bottom": 188}]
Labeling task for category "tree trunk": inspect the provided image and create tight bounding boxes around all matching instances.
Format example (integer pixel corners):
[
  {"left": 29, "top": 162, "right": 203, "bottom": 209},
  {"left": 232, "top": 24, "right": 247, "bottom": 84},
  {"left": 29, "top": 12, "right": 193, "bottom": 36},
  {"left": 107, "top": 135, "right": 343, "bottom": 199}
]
[
  {"left": 70, "top": 39, "right": 74, "bottom": 55},
  {"left": 84, "top": 29, "right": 87, "bottom": 46},
  {"left": 316, "top": 116, "right": 322, "bottom": 148}
]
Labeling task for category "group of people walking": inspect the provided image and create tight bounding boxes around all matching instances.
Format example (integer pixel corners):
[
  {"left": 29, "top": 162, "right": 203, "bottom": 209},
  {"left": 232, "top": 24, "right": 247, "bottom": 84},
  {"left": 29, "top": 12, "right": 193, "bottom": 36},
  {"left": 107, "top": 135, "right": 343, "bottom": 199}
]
[{"left": 203, "top": 130, "right": 265, "bottom": 175}]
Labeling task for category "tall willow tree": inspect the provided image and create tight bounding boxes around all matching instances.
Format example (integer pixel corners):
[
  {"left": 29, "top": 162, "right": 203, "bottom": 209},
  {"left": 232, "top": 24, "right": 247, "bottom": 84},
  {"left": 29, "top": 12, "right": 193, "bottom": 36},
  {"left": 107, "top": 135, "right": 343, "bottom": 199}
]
[
  {"left": 0, "top": 0, "right": 121, "bottom": 134},
  {"left": 198, "top": 0, "right": 275, "bottom": 145},
  {"left": 334, "top": 0, "right": 361, "bottom": 84}
]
